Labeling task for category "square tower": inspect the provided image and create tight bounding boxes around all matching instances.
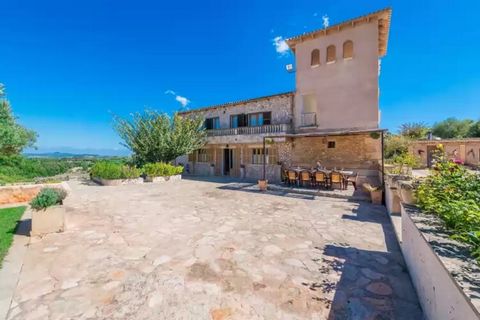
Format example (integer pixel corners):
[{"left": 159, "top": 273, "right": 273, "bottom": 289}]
[{"left": 286, "top": 8, "right": 391, "bottom": 132}]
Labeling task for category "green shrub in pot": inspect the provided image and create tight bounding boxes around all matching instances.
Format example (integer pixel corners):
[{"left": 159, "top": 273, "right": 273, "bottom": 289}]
[
  {"left": 30, "top": 188, "right": 67, "bottom": 210},
  {"left": 90, "top": 161, "right": 141, "bottom": 179}
]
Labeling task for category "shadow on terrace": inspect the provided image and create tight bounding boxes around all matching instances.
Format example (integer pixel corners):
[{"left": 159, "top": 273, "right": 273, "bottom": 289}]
[
  {"left": 319, "top": 202, "right": 423, "bottom": 319},
  {"left": 182, "top": 175, "right": 369, "bottom": 202}
]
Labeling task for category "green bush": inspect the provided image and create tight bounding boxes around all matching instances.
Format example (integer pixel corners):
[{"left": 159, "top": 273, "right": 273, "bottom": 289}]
[
  {"left": 30, "top": 188, "right": 67, "bottom": 210},
  {"left": 90, "top": 161, "right": 141, "bottom": 179},
  {"left": 142, "top": 162, "right": 183, "bottom": 177},
  {"left": 0, "top": 156, "right": 97, "bottom": 185},
  {"left": 416, "top": 148, "right": 480, "bottom": 262}
]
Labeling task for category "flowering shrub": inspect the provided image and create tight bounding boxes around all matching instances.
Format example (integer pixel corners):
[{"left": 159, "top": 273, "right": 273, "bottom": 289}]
[{"left": 416, "top": 147, "right": 480, "bottom": 261}]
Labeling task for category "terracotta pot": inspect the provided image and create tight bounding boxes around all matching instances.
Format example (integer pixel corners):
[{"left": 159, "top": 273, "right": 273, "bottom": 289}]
[
  {"left": 370, "top": 190, "right": 383, "bottom": 205},
  {"left": 31, "top": 205, "right": 65, "bottom": 236},
  {"left": 258, "top": 179, "right": 268, "bottom": 191}
]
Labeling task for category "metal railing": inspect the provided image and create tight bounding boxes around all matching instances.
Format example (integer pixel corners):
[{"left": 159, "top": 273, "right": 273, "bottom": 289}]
[
  {"left": 207, "top": 123, "right": 291, "bottom": 136},
  {"left": 301, "top": 112, "right": 317, "bottom": 127}
]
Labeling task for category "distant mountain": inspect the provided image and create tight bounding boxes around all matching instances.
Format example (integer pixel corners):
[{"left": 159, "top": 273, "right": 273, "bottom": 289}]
[
  {"left": 23, "top": 152, "right": 113, "bottom": 159},
  {"left": 24, "top": 147, "right": 131, "bottom": 157}
]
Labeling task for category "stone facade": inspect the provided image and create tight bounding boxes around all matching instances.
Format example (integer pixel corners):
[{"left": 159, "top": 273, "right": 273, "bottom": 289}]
[
  {"left": 178, "top": 9, "right": 391, "bottom": 186},
  {"left": 409, "top": 139, "right": 480, "bottom": 167}
]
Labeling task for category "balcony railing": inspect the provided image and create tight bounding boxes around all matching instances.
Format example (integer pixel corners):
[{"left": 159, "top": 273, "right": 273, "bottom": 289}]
[
  {"left": 207, "top": 123, "right": 291, "bottom": 137},
  {"left": 301, "top": 112, "right": 317, "bottom": 127}
]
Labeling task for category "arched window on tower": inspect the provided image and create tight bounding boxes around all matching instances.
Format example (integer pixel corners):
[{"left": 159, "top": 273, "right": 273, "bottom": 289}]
[
  {"left": 343, "top": 40, "right": 353, "bottom": 59},
  {"left": 311, "top": 49, "right": 320, "bottom": 67},
  {"left": 326, "top": 45, "right": 336, "bottom": 63}
]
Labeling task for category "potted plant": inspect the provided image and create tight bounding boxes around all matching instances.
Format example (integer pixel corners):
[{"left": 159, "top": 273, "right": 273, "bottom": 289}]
[
  {"left": 143, "top": 162, "right": 183, "bottom": 182},
  {"left": 363, "top": 183, "right": 383, "bottom": 205},
  {"left": 90, "top": 161, "right": 143, "bottom": 186},
  {"left": 30, "top": 188, "right": 67, "bottom": 236},
  {"left": 258, "top": 179, "right": 268, "bottom": 191}
]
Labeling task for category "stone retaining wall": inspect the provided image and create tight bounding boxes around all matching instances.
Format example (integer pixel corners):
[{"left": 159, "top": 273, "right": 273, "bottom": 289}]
[
  {"left": 401, "top": 205, "right": 480, "bottom": 320},
  {"left": 0, "top": 182, "right": 70, "bottom": 205}
]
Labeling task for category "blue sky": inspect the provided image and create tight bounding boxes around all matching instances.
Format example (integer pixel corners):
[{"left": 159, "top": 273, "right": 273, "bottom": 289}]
[{"left": 1, "top": 0, "right": 479, "bottom": 155}]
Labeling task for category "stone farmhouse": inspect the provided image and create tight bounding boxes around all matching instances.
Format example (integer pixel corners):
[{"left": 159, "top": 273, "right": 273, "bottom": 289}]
[{"left": 179, "top": 8, "right": 392, "bottom": 186}]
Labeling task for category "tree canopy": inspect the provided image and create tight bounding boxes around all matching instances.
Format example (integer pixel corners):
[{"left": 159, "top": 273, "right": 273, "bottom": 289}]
[
  {"left": 0, "top": 84, "right": 37, "bottom": 156},
  {"left": 431, "top": 117, "right": 475, "bottom": 139},
  {"left": 398, "top": 122, "right": 430, "bottom": 140},
  {"left": 113, "top": 110, "right": 206, "bottom": 165}
]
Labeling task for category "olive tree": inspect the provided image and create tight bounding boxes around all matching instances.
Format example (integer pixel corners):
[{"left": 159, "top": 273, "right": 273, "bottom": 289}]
[
  {"left": 0, "top": 84, "right": 37, "bottom": 156},
  {"left": 113, "top": 110, "right": 206, "bottom": 165}
]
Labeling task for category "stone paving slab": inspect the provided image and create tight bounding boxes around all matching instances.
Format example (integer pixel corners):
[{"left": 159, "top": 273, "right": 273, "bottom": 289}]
[{"left": 6, "top": 178, "right": 422, "bottom": 319}]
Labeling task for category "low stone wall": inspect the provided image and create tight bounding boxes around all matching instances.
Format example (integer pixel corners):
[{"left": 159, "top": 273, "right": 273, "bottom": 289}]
[
  {"left": 245, "top": 164, "right": 281, "bottom": 183},
  {"left": 92, "top": 177, "right": 144, "bottom": 186},
  {"left": 144, "top": 175, "right": 182, "bottom": 183},
  {"left": 0, "top": 182, "right": 70, "bottom": 205},
  {"left": 401, "top": 204, "right": 480, "bottom": 320}
]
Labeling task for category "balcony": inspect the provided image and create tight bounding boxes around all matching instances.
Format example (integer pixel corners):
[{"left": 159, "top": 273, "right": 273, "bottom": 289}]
[
  {"left": 301, "top": 112, "right": 317, "bottom": 127},
  {"left": 207, "top": 123, "right": 291, "bottom": 137}
]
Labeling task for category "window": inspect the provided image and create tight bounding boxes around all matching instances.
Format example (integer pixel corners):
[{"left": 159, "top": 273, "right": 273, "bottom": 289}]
[
  {"left": 326, "top": 45, "right": 336, "bottom": 63},
  {"left": 230, "top": 114, "right": 248, "bottom": 128},
  {"left": 205, "top": 117, "right": 220, "bottom": 130},
  {"left": 311, "top": 49, "right": 320, "bottom": 66},
  {"left": 248, "top": 112, "right": 271, "bottom": 126},
  {"left": 301, "top": 95, "right": 317, "bottom": 126},
  {"left": 251, "top": 148, "right": 276, "bottom": 164},
  {"left": 343, "top": 40, "right": 353, "bottom": 59},
  {"left": 197, "top": 149, "right": 211, "bottom": 162},
  {"left": 327, "top": 141, "right": 336, "bottom": 149}
]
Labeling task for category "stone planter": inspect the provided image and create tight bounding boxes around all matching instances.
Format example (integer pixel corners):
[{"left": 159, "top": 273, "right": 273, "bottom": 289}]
[
  {"left": 31, "top": 205, "right": 65, "bottom": 236},
  {"left": 401, "top": 204, "right": 480, "bottom": 319},
  {"left": 209, "top": 165, "right": 215, "bottom": 176},
  {"left": 258, "top": 179, "right": 268, "bottom": 191},
  {"left": 144, "top": 175, "right": 182, "bottom": 183},
  {"left": 92, "top": 177, "right": 143, "bottom": 186},
  {"left": 399, "top": 181, "right": 416, "bottom": 205},
  {"left": 370, "top": 189, "right": 383, "bottom": 205}
]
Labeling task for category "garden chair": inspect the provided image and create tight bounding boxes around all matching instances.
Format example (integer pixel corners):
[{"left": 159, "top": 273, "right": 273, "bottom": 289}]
[
  {"left": 314, "top": 170, "right": 328, "bottom": 189},
  {"left": 345, "top": 173, "right": 358, "bottom": 190},
  {"left": 299, "top": 170, "right": 311, "bottom": 187},
  {"left": 287, "top": 170, "right": 298, "bottom": 186},
  {"left": 330, "top": 171, "right": 345, "bottom": 190}
]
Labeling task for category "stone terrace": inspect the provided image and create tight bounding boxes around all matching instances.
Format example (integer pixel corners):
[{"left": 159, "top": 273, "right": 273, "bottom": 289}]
[{"left": 7, "top": 178, "right": 422, "bottom": 319}]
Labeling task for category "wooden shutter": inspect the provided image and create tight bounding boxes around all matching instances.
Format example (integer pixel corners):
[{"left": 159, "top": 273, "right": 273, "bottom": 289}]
[
  {"left": 263, "top": 112, "right": 271, "bottom": 125},
  {"left": 238, "top": 114, "right": 247, "bottom": 127}
]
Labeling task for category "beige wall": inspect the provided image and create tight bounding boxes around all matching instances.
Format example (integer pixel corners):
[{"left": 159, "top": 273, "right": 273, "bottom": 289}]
[
  {"left": 410, "top": 140, "right": 480, "bottom": 167},
  {"left": 294, "top": 22, "right": 380, "bottom": 131}
]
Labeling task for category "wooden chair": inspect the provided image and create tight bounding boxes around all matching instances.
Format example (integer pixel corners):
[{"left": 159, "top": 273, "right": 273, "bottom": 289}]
[
  {"left": 287, "top": 170, "right": 298, "bottom": 186},
  {"left": 299, "top": 170, "right": 311, "bottom": 187},
  {"left": 345, "top": 173, "right": 358, "bottom": 190},
  {"left": 314, "top": 170, "right": 328, "bottom": 189},
  {"left": 330, "top": 171, "right": 345, "bottom": 190}
]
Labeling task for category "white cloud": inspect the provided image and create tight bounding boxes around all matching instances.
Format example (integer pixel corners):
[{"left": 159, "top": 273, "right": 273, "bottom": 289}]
[
  {"left": 175, "top": 95, "right": 190, "bottom": 107},
  {"left": 322, "top": 15, "right": 329, "bottom": 28},
  {"left": 165, "top": 89, "right": 190, "bottom": 107},
  {"left": 272, "top": 36, "right": 289, "bottom": 56}
]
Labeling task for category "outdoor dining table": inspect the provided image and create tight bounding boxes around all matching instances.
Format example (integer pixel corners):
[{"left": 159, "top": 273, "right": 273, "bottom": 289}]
[
  {"left": 287, "top": 167, "right": 356, "bottom": 189},
  {"left": 289, "top": 167, "right": 355, "bottom": 177}
]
